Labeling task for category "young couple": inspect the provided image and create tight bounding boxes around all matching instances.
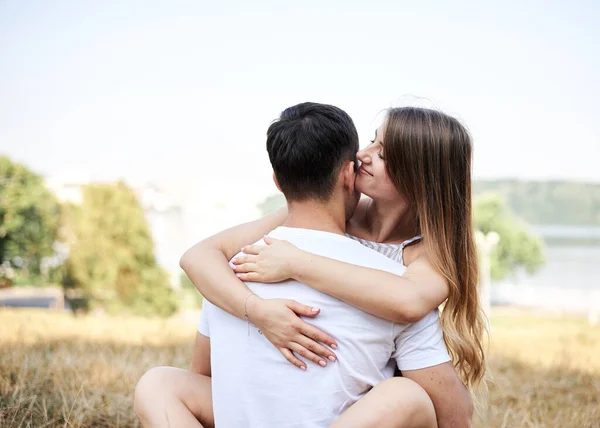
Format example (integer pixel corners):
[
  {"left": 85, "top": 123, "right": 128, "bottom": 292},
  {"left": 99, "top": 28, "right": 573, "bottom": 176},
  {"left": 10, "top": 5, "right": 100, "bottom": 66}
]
[{"left": 134, "top": 102, "right": 486, "bottom": 427}]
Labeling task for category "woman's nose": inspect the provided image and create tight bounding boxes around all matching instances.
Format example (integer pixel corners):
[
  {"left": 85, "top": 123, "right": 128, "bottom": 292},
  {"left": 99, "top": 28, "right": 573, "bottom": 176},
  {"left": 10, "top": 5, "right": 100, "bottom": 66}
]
[{"left": 357, "top": 148, "right": 371, "bottom": 164}]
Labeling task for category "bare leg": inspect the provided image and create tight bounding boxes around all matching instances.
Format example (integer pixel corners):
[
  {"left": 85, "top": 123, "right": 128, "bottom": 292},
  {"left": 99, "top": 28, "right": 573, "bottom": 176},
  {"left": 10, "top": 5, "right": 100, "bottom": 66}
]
[
  {"left": 134, "top": 366, "right": 214, "bottom": 428},
  {"left": 331, "top": 377, "right": 437, "bottom": 428}
]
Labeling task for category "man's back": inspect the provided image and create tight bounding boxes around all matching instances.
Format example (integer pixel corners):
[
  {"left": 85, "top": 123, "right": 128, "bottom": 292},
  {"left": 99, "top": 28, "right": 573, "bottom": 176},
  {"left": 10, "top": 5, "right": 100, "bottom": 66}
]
[{"left": 200, "top": 227, "right": 448, "bottom": 427}]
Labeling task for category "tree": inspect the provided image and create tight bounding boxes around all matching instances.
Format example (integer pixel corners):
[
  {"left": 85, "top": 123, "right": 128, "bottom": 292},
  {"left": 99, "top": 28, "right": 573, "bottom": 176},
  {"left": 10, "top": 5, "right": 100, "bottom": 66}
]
[
  {"left": 0, "top": 156, "right": 60, "bottom": 282},
  {"left": 61, "top": 181, "right": 177, "bottom": 316},
  {"left": 474, "top": 193, "right": 545, "bottom": 281},
  {"left": 474, "top": 179, "right": 600, "bottom": 227}
]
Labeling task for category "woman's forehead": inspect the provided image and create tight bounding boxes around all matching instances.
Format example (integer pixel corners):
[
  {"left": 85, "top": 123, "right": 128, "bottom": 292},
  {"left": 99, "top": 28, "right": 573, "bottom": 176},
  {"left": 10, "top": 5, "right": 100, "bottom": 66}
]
[{"left": 375, "top": 123, "right": 386, "bottom": 143}]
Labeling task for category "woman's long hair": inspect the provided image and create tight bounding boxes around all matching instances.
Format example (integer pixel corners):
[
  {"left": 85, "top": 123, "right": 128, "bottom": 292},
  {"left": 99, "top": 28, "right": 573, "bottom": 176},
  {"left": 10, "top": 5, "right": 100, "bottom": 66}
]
[{"left": 383, "top": 107, "right": 487, "bottom": 391}]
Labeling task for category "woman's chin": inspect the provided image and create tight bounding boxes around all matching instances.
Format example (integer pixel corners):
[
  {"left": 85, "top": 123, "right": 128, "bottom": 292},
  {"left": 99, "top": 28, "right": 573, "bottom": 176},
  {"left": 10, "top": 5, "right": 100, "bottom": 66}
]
[{"left": 354, "top": 181, "right": 371, "bottom": 198}]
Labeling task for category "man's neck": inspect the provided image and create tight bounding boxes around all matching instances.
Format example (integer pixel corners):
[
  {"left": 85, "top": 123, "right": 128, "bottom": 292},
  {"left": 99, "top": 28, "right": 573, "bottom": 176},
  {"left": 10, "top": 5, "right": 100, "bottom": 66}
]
[{"left": 282, "top": 198, "right": 346, "bottom": 236}]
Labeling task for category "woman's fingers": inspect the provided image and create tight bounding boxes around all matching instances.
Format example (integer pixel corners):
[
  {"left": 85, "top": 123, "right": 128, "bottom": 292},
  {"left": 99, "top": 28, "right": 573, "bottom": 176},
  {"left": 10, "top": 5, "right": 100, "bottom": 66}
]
[
  {"left": 232, "top": 263, "right": 258, "bottom": 273},
  {"left": 235, "top": 272, "right": 260, "bottom": 282},
  {"left": 284, "top": 300, "right": 321, "bottom": 317},
  {"left": 289, "top": 342, "right": 328, "bottom": 368},
  {"left": 296, "top": 335, "right": 337, "bottom": 363},
  {"left": 284, "top": 301, "right": 338, "bottom": 350},
  {"left": 240, "top": 244, "right": 266, "bottom": 255},
  {"left": 263, "top": 235, "right": 274, "bottom": 244},
  {"left": 296, "top": 320, "right": 338, "bottom": 350},
  {"left": 231, "top": 254, "right": 257, "bottom": 265},
  {"left": 279, "top": 348, "right": 307, "bottom": 371}
]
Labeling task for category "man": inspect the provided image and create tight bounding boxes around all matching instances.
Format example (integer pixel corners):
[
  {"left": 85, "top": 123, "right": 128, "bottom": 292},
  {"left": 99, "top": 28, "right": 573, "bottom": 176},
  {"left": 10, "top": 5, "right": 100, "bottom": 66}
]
[{"left": 135, "top": 102, "right": 472, "bottom": 427}]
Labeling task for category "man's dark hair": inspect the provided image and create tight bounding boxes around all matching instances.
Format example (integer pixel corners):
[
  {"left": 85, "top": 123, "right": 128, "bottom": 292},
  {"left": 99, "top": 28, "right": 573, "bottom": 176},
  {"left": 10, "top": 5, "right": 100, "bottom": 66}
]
[{"left": 266, "top": 102, "right": 359, "bottom": 202}]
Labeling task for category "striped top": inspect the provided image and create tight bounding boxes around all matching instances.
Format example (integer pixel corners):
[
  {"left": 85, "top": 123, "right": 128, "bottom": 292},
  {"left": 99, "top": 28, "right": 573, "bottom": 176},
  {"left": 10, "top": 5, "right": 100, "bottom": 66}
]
[{"left": 346, "top": 234, "right": 423, "bottom": 267}]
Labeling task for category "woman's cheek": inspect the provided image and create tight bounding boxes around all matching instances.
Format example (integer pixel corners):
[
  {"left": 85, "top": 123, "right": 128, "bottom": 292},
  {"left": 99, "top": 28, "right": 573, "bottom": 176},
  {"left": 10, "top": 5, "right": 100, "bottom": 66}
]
[{"left": 354, "top": 174, "right": 369, "bottom": 194}]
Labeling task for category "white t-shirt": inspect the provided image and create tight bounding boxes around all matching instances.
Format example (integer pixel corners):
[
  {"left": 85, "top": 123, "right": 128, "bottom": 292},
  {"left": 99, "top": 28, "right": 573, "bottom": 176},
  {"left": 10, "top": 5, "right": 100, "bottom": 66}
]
[{"left": 198, "top": 226, "right": 449, "bottom": 428}]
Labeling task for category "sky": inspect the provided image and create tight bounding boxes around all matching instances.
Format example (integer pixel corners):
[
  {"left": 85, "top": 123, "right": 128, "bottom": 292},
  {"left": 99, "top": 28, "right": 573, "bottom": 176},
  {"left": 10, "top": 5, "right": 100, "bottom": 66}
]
[{"left": 1, "top": 0, "right": 599, "bottom": 201}]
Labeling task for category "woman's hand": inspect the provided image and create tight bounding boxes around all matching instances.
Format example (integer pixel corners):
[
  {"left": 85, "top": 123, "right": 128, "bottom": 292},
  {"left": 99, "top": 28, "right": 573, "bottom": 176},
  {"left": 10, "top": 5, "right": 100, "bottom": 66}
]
[
  {"left": 232, "top": 236, "right": 301, "bottom": 283},
  {"left": 247, "top": 296, "right": 338, "bottom": 370}
]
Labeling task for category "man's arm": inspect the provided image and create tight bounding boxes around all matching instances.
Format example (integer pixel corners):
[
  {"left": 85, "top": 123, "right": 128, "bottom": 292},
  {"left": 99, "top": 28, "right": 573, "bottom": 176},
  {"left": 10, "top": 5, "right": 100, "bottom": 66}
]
[
  {"left": 190, "top": 332, "right": 211, "bottom": 376},
  {"left": 192, "top": 304, "right": 211, "bottom": 376},
  {"left": 393, "top": 311, "right": 473, "bottom": 428},
  {"left": 403, "top": 362, "right": 473, "bottom": 428},
  {"left": 184, "top": 313, "right": 214, "bottom": 428}
]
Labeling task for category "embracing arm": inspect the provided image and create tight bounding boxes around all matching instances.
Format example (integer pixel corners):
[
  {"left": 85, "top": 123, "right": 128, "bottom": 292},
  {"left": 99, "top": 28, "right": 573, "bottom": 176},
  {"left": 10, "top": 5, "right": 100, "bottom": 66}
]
[
  {"left": 297, "top": 253, "right": 447, "bottom": 323},
  {"left": 179, "top": 206, "right": 287, "bottom": 319},
  {"left": 236, "top": 242, "right": 448, "bottom": 324},
  {"left": 180, "top": 206, "right": 340, "bottom": 368}
]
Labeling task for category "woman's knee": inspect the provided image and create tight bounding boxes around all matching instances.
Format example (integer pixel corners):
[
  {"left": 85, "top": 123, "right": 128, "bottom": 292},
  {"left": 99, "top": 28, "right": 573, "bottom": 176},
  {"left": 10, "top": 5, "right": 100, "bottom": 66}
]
[
  {"left": 333, "top": 377, "right": 436, "bottom": 428},
  {"left": 373, "top": 377, "right": 436, "bottom": 427},
  {"left": 134, "top": 366, "right": 173, "bottom": 419}
]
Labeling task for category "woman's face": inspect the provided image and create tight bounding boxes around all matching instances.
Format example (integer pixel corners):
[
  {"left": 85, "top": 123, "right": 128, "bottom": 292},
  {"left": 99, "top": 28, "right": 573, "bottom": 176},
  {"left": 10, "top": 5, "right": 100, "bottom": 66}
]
[{"left": 355, "top": 123, "right": 403, "bottom": 202}]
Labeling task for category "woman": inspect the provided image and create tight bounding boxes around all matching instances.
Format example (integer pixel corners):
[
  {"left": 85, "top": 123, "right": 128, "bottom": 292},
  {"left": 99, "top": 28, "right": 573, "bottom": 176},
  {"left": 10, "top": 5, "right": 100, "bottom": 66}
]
[{"left": 141, "top": 107, "right": 486, "bottom": 427}]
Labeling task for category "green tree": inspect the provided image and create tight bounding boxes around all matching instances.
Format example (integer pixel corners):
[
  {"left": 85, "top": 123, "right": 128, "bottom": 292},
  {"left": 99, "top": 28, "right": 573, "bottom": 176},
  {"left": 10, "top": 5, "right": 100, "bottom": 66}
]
[
  {"left": 474, "top": 193, "right": 545, "bottom": 280},
  {"left": 0, "top": 156, "right": 60, "bottom": 282},
  {"left": 474, "top": 179, "right": 600, "bottom": 226},
  {"left": 62, "top": 181, "right": 177, "bottom": 316}
]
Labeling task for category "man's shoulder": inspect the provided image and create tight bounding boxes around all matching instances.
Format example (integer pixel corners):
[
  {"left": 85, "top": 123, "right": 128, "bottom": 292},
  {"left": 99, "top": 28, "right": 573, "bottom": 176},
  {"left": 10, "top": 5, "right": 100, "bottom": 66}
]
[
  {"left": 270, "top": 227, "right": 402, "bottom": 273},
  {"left": 337, "top": 242, "right": 402, "bottom": 272}
]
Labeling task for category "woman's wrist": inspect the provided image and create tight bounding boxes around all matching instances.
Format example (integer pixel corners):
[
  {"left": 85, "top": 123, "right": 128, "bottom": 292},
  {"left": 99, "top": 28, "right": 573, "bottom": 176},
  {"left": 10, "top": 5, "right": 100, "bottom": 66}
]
[
  {"left": 291, "top": 249, "right": 311, "bottom": 282},
  {"left": 245, "top": 293, "right": 264, "bottom": 324}
]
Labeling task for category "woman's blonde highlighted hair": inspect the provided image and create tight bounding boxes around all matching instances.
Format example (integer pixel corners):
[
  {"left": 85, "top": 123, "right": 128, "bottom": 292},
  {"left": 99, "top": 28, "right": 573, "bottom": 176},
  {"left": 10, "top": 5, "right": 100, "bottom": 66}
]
[{"left": 383, "top": 107, "right": 487, "bottom": 392}]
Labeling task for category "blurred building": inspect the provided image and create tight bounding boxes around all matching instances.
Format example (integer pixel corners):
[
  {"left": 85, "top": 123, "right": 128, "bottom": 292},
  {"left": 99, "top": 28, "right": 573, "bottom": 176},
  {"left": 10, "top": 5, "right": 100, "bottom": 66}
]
[
  {"left": 135, "top": 183, "right": 187, "bottom": 286},
  {"left": 45, "top": 178, "right": 270, "bottom": 287},
  {"left": 42, "top": 180, "right": 600, "bottom": 316}
]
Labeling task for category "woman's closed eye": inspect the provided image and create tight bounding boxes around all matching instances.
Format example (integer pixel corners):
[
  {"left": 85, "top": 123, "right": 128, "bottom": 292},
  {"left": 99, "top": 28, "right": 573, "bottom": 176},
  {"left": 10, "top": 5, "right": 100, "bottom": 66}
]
[{"left": 367, "top": 137, "right": 384, "bottom": 159}]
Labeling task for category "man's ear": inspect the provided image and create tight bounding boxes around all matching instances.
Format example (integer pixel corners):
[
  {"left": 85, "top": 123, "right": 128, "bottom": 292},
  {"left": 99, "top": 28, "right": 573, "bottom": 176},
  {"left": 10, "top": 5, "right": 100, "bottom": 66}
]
[
  {"left": 272, "top": 172, "right": 282, "bottom": 193},
  {"left": 342, "top": 161, "right": 356, "bottom": 193}
]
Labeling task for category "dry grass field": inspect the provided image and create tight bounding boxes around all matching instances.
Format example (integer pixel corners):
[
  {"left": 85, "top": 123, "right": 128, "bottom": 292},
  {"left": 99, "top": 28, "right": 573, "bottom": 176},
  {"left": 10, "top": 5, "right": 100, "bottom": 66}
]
[{"left": 1, "top": 307, "right": 599, "bottom": 427}]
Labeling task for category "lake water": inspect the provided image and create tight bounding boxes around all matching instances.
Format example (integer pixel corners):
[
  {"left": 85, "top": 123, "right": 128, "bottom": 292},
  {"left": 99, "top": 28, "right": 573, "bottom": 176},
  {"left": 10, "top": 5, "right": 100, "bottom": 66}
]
[{"left": 491, "top": 227, "right": 600, "bottom": 312}]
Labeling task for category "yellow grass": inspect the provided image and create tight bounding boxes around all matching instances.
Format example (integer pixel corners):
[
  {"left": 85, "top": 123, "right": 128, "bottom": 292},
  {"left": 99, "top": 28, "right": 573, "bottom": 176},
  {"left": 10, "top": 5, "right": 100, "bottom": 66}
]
[{"left": 1, "top": 308, "right": 599, "bottom": 427}]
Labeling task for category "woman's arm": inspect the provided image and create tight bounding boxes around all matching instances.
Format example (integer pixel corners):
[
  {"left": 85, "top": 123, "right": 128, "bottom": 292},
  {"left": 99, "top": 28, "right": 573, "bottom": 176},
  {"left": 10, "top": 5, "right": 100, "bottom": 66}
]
[
  {"left": 234, "top": 238, "right": 449, "bottom": 324},
  {"left": 294, "top": 254, "right": 449, "bottom": 323},
  {"left": 180, "top": 206, "right": 339, "bottom": 369},
  {"left": 180, "top": 207, "right": 288, "bottom": 319}
]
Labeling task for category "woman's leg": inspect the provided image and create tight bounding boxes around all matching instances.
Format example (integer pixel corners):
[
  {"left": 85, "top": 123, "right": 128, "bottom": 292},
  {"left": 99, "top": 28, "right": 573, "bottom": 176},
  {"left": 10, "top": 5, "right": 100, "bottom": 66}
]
[
  {"left": 331, "top": 377, "right": 437, "bottom": 428},
  {"left": 134, "top": 366, "right": 214, "bottom": 428}
]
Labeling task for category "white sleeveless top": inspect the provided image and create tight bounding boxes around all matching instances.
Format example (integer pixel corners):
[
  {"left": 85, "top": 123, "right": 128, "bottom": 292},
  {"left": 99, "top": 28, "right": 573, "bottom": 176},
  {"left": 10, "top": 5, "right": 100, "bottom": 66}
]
[{"left": 347, "top": 234, "right": 423, "bottom": 266}]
